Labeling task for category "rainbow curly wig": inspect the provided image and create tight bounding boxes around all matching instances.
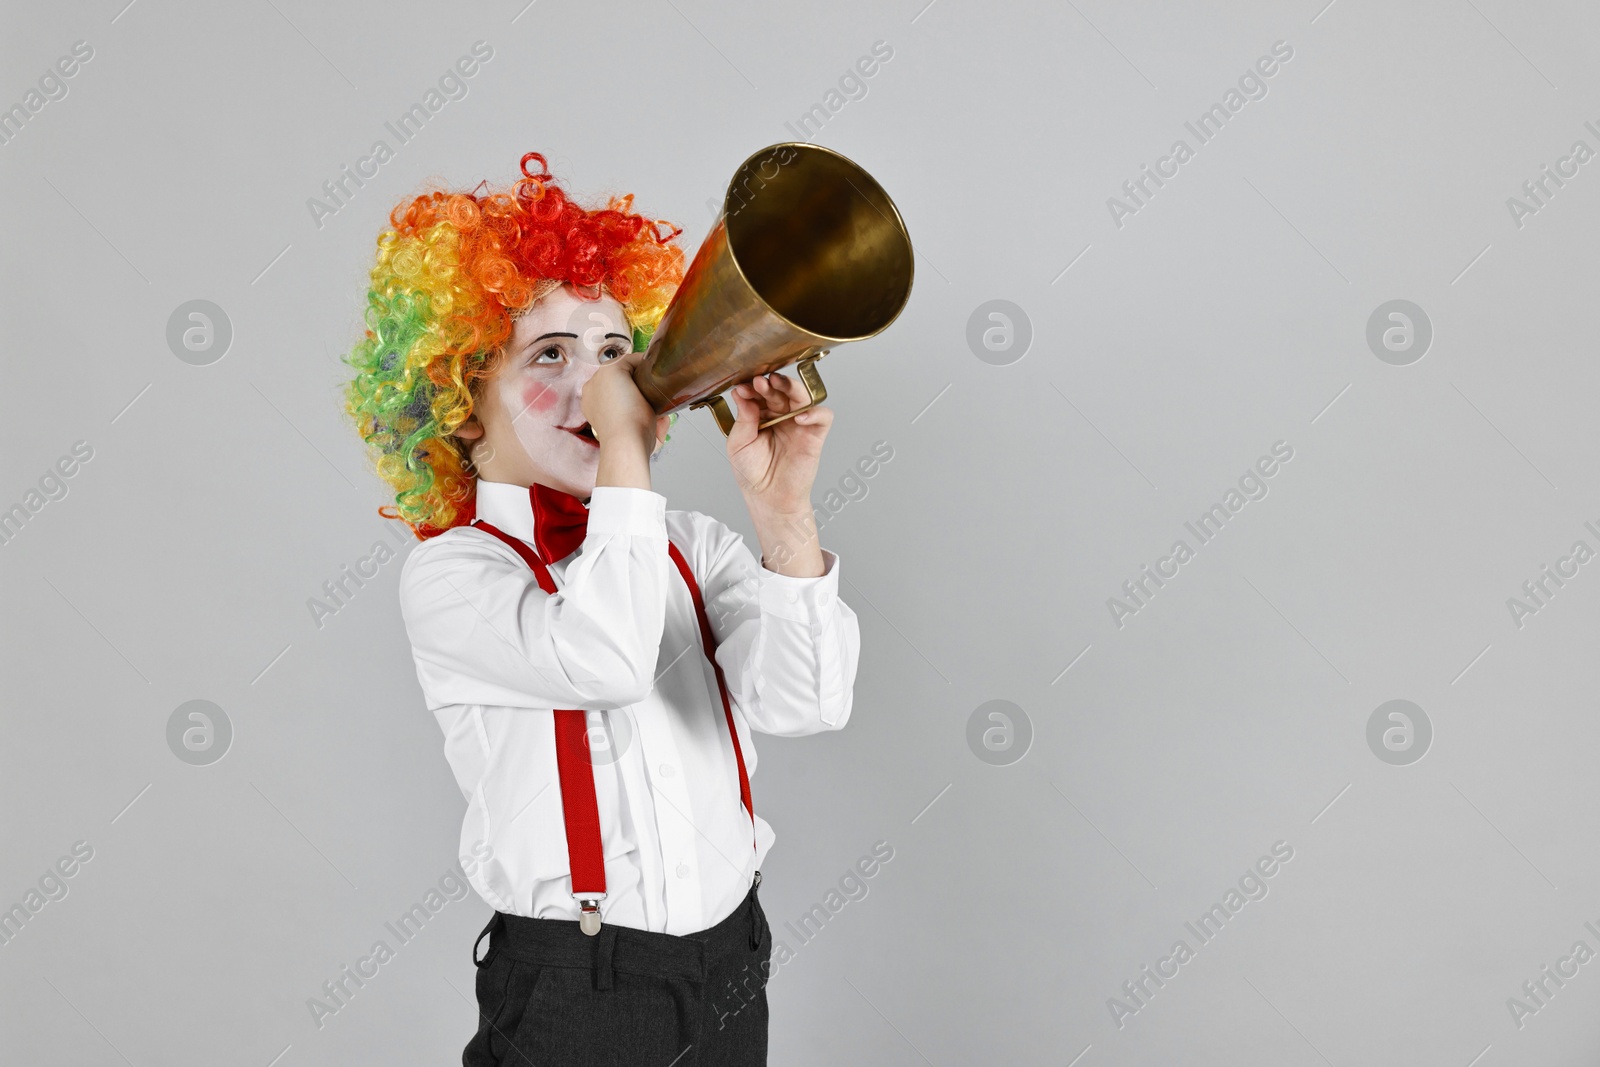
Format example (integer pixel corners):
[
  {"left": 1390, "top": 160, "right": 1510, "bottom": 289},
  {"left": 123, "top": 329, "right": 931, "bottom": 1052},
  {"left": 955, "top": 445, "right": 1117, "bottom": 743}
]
[{"left": 342, "top": 151, "right": 686, "bottom": 540}]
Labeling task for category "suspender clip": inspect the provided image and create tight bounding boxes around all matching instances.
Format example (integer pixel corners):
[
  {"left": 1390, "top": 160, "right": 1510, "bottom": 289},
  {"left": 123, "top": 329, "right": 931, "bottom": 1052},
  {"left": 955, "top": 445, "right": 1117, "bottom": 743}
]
[{"left": 578, "top": 898, "right": 603, "bottom": 936}]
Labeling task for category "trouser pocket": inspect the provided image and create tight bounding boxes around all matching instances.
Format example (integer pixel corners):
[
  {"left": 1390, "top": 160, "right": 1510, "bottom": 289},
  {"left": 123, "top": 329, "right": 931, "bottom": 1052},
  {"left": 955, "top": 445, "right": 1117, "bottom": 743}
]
[
  {"left": 461, "top": 948, "right": 518, "bottom": 1067},
  {"left": 507, "top": 964, "right": 698, "bottom": 1064}
]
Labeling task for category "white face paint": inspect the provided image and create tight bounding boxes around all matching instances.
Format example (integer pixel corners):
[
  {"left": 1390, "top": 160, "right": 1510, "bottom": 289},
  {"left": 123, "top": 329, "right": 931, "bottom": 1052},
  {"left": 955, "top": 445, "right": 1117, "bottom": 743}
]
[{"left": 462, "top": 284, "right": 664, "bottom": 499}]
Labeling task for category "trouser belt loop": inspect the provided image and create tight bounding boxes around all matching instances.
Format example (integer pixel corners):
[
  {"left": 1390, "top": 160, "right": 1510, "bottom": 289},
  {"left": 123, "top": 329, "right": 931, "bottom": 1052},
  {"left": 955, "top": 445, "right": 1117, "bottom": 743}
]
[
  {"left": 472, "top": 912, "right": 504, "bottom": 968},
  {"left": 592, "top": 922, "right": 618, "bottom": 991},
  {"left": 748, "top": 871, "right": 766, "bottom": 951}
]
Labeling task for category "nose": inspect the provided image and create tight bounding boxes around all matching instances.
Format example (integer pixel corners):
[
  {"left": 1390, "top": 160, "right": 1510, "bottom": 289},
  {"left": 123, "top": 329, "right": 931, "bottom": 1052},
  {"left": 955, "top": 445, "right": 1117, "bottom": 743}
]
[
  {"left": 571, "top": 358, "right": 603, "bottom": 399},
  {"left": 570, "top": 357, "right": 606, "bottom": 416}
]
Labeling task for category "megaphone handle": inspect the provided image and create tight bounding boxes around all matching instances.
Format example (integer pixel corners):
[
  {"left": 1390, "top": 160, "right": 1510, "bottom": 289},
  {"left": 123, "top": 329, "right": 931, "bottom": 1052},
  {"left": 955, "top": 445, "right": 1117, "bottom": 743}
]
[
  {"left": 695, "top": 352, "right": 830, "bottom": 438},
  {"left": 698, "top": 395, "right": 738, "bottom": 437}
]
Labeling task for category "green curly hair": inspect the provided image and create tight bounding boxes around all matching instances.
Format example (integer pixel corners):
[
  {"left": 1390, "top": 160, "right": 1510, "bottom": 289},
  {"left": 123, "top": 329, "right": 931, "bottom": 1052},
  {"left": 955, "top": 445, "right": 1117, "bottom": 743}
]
[{"left": 342, "top": 150, "right": 685, "bottom": 539}]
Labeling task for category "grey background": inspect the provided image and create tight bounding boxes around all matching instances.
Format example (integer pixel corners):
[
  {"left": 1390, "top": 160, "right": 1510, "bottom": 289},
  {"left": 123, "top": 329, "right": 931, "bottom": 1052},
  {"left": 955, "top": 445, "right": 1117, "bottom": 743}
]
[{"left": 3, "top": 0, "right": 1598, "bottom": 1063}]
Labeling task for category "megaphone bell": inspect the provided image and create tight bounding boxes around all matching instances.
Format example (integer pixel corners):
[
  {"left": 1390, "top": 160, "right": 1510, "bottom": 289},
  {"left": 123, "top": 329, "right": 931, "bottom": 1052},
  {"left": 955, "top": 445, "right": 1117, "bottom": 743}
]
[{"left": 634, "top": 142, "right": 915, "bottom": 436}]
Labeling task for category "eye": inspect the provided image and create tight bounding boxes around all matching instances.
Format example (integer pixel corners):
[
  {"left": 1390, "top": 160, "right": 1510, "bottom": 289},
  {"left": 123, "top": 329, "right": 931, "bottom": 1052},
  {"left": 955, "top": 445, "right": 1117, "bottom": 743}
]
[
  {"left": 601, "top": 344, "right": 628, "bottom": 362},
  {"left": 531, "top": 345, "right": 564, "bottom": 364}
]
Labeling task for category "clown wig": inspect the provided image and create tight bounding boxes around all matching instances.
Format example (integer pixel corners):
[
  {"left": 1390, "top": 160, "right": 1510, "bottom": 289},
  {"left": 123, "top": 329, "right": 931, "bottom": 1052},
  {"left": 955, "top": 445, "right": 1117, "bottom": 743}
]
[{"left": 342, "top": 151, "right": 686, "bottom": 540}]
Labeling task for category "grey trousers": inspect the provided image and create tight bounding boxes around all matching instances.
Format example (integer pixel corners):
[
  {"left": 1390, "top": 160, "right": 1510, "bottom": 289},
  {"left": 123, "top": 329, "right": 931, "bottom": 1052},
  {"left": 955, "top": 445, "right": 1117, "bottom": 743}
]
[{"left": 464, "top": 876, "right": 773, "bottom": 1067}]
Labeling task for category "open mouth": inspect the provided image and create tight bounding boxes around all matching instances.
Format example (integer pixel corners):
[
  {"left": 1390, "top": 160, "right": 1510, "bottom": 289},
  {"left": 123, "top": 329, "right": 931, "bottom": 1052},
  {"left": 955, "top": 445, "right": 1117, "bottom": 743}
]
[{"left": 563, "top": 422, "right": 599, "bottom": 446}]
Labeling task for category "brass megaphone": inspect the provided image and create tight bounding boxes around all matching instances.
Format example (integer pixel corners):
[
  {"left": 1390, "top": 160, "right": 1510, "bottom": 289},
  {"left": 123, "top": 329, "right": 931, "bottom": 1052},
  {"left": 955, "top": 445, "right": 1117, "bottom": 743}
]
[{"left": 635, "top": 142, "right": 914, "bottom": 436}]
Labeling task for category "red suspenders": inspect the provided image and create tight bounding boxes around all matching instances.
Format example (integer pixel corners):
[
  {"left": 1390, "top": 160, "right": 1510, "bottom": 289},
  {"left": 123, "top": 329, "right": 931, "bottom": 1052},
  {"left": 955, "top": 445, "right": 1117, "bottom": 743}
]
[{"left": 470, "top": 517, "right": 755, "bottom": 935}]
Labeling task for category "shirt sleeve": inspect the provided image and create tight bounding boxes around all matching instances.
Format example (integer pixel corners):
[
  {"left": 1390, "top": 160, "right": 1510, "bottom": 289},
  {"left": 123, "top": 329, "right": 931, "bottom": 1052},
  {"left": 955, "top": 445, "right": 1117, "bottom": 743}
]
[
  {"left": 697, "top": 517, "right": 861, "bottom": 737},
  {"left": 397, "top": 487, "right": 671, "bottom": 711}
]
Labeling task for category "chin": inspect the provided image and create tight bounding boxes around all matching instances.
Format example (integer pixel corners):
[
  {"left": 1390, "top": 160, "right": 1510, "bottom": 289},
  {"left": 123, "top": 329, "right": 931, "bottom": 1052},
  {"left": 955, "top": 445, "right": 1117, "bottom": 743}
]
[
  {"left": 570, "top": 473, "right": 599, "bottom": 498},
  {"left": 553, "top": 465, "right": 600, "bottom": 502},
  {"left": 522, "top": 434, "right": 598, "bottom": 494}
]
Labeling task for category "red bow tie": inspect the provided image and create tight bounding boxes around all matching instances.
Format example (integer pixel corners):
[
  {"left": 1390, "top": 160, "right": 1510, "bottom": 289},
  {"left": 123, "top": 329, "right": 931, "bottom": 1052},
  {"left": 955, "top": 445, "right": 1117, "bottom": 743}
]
[{"left": 526, "top": 482, "right": 591, "bottom": 563}]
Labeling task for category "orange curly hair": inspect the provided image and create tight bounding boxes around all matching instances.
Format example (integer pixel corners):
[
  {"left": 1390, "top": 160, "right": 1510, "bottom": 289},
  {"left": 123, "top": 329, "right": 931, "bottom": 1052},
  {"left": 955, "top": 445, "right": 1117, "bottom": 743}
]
[{"left": 342, "top": 151, "right": 685, "bottom": 539}]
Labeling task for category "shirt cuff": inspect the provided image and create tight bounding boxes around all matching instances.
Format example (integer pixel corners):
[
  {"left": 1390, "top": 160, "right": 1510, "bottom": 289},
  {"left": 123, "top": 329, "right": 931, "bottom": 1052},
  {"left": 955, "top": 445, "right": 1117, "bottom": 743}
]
[
  {"left": 758, "top": 548, "right": 841, "bottom": 623},
  {"left": 585, "top": 486, "right": 667, "bottom": 542}
]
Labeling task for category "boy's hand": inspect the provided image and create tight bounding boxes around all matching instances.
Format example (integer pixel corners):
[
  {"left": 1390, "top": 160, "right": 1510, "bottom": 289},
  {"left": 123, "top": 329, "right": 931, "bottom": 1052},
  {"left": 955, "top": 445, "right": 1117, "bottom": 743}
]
[
  {"left": 585, "top": 351, "right": 671, "bottom": 492},
  {"left": 725, "top": 370, "right": 831, "bottom": 516},
  {"left": 583, "top": 351, "right": 666, "bottom": 454}
]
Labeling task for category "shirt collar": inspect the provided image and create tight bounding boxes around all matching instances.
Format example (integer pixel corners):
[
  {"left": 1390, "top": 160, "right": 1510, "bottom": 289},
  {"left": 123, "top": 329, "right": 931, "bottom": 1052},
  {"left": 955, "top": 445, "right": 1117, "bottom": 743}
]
[{"left": 473, "top": 479, "right": 592, "bottom": 563}]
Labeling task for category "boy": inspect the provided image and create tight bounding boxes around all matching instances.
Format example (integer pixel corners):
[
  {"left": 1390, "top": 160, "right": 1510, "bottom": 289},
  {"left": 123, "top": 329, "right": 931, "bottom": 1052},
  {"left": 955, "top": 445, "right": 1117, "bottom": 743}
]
[{"left": 342, "top": 151, "right": 861, "bottom": 1065}]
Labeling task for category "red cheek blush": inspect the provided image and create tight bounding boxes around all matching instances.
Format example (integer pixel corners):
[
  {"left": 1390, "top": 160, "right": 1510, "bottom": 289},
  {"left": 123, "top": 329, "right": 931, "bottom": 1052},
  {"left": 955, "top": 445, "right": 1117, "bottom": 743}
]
[{"left": 519, "top": 382, "right": 560, "bottom": 416}]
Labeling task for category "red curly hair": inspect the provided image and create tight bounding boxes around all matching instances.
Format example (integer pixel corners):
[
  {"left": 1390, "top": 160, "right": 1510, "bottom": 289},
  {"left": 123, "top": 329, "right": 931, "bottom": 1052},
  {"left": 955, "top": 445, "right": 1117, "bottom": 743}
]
[{"left": 343, "top": 151, "right": 686, "bottom": 538}]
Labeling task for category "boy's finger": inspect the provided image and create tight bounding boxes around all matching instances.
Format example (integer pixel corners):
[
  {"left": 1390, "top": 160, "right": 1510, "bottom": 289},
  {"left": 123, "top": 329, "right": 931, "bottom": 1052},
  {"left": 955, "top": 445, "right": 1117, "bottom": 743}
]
[
  {"left": 726, "top": 390, "right": 760, "bottom": 447},
  {"left": 756, "top": 374, "right": 794, "bottom": 415},
  {"left": 771, "top": 370, "right": 807, "bottom": 407}
]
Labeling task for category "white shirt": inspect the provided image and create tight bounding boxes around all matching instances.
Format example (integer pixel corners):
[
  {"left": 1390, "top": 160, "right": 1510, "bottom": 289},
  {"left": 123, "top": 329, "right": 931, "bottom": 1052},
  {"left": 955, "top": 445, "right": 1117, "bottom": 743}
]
[{"left": 397, "top": 479, "right": 861, "bottom": 935}]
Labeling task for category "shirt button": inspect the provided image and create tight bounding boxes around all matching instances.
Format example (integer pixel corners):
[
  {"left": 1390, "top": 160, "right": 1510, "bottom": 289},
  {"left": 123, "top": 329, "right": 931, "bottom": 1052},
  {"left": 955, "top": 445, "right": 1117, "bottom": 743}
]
[
  {"left": 676, "top": 863, "right": 691, "bottom": 879},
  {"left": 785, "top": 589, "right": 799, "bottom": 604},
  {"left": 659, "top": 763, "right": 675, "bottom": 777}
]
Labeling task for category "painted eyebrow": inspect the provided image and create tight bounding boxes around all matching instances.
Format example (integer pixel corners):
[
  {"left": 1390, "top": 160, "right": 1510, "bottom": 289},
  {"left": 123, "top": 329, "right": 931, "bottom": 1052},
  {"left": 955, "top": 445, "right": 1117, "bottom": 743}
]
[
  {"left": 524, "top": 331, "right": 631, "bottom": 347},
  {"left": 525, "top": 332, "right": 577, "bottom": 348}
]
